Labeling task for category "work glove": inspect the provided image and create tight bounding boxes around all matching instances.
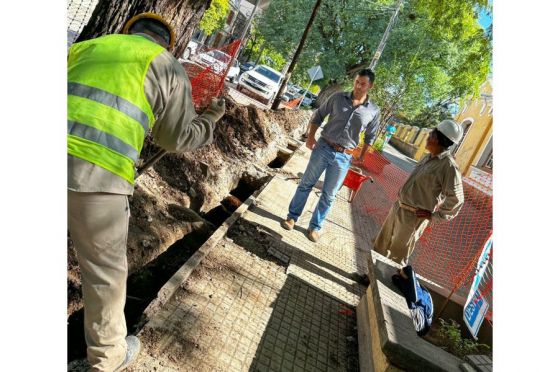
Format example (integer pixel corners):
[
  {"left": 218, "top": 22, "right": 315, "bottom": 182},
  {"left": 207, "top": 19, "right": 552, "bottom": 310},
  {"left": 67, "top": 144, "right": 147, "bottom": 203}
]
[{"left": 202, "top": 97, "right": 226, "bottom": 124}]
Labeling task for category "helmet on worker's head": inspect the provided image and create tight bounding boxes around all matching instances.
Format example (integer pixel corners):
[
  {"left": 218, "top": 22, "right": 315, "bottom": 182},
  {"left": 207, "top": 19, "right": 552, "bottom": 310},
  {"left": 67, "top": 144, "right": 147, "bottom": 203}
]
[
  {"left": 123, "top": 12, "right": 176, "bottom": 49},
  {"left": 436, "top": 119, "right": 463, "bottom": 145}
]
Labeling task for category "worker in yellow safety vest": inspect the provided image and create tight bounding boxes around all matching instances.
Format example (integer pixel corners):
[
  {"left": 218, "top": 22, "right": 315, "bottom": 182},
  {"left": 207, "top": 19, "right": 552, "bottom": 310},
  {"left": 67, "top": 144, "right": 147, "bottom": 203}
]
[{"left": 68, "top": 13, "right": 225, "bottom": 371}]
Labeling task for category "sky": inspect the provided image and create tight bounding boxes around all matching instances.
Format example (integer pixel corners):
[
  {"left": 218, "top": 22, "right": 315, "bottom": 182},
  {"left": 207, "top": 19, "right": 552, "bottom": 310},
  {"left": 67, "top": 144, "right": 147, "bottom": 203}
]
[{"left": 478, "top": 0, "right": 493, "bottom": 30}]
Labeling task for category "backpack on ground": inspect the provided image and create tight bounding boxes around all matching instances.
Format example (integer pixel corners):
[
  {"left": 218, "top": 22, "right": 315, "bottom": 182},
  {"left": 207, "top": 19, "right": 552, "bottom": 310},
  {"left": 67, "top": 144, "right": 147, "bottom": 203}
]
[{"left": 391, "top": 265, "right": 434, "bottom": 336}]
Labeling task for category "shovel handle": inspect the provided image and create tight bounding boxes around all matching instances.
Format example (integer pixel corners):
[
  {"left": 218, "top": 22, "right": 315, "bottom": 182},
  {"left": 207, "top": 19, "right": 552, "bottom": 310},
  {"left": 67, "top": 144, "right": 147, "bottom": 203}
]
[{"left": 136, "top": 148, "right": 167, "bottom": 178}]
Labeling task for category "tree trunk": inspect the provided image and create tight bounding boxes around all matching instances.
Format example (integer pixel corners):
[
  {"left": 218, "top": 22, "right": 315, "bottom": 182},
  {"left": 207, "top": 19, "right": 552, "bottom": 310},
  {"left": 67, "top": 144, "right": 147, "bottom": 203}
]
[
  {"left": 76, "top": 0, "right": 211, "bottom": 59},
  {"left": 315, "top": 81, "right": 343, "bottom": 108}
]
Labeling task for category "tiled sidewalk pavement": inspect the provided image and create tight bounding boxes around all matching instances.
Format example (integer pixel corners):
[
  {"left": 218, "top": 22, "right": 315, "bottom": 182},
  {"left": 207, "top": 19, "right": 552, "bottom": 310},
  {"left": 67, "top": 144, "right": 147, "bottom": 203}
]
[
  {"left": 250, "top": 275, "right": 358, "bottom": 372},
  {"left": 129, "top": 146, "right": 381, "bottom": 371},
  {"left": 132, "top": 239, "right": 287, "bottom": 372}
]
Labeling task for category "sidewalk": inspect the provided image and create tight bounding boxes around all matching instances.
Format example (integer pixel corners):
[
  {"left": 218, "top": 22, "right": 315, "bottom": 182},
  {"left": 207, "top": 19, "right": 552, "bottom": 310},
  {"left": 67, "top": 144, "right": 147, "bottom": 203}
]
[
  {"left": 380, "top": 143, "right": 417, "bottom": 173},
  {"left": 128, "top": 144, "right": 380, "bottom": 371}
]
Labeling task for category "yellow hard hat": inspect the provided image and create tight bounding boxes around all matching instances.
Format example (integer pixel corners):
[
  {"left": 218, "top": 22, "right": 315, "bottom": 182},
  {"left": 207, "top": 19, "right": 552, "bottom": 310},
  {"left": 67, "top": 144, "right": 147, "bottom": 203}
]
[{"left": 123, "top": 12, "right": 176, "bottom": 49}]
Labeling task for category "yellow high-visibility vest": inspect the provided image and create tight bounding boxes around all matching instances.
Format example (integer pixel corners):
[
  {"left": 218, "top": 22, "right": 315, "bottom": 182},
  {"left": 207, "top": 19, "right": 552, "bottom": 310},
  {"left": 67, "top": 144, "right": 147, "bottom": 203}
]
[{"left": 68, "top": 34, "right": 165, "bottom": 184}]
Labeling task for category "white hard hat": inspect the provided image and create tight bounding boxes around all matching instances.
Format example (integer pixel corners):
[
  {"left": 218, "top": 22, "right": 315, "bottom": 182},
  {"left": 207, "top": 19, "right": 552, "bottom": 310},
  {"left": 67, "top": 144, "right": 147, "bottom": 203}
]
[{"left": 437, "top": 120, "right": 463, "bottom": 144}]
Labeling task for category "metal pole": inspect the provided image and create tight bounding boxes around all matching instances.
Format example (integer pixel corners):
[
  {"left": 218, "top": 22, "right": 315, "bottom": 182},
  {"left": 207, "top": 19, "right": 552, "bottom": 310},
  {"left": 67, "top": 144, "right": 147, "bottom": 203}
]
[
  {"left": 271, "top": 0, "right": 323, "bottom": 110},
  {"left": 297, "top": 67, "right": 319, "bottom": 109},
  {"left": 234, "top": 0, "right": 262, "bottom": 61},
  {"left": 368, "top": 0, "right": 404, "bottom": 71}
]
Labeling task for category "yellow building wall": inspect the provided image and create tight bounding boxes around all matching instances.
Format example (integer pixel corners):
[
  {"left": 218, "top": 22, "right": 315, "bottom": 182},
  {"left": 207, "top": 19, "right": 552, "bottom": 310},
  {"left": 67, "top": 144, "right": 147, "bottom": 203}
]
[
  {"left": 454, "top": 81, "right": 493, "bottom": 175},
  {"left": 413, "top": 128, "right": 430, "bottom": 161}
]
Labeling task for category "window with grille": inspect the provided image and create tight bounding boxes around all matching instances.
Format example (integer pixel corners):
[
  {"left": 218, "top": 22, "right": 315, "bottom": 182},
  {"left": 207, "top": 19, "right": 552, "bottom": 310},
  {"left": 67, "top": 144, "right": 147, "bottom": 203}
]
[{"left": 483, "top": 150, "right": 493, "bottom": 170}]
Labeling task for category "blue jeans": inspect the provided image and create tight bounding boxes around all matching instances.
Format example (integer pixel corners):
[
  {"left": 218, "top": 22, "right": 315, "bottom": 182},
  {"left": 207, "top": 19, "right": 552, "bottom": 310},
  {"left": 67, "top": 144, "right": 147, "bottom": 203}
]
[{"left": 287, "top": 138, "right": 352, "bottom": 230}]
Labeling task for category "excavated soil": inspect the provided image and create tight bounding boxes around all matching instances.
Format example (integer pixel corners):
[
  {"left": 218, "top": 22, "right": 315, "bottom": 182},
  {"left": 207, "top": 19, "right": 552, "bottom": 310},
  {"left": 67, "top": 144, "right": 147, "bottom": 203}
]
[{"left": 67, "top": 98, "right": 311, "bottom": 362}]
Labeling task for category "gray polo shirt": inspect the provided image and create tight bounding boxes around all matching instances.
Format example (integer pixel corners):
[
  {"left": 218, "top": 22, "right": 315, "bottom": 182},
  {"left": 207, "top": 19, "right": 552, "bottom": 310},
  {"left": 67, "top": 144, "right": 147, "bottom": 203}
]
[{"left": 311, "top": 91, "right": 380, "bottom": 149}]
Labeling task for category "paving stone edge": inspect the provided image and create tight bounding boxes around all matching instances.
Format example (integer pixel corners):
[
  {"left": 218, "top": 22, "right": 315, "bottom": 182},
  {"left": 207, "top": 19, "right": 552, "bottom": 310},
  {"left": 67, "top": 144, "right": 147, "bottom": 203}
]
[{"left": 139, "top": 176, "right": 276, "bottom": 326}]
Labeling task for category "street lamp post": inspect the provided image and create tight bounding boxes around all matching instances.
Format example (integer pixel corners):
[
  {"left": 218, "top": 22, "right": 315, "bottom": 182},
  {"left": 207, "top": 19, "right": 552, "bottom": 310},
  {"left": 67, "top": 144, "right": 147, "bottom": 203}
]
[{"left": 234, "top": 0, "right": 262, "bottom": 61}]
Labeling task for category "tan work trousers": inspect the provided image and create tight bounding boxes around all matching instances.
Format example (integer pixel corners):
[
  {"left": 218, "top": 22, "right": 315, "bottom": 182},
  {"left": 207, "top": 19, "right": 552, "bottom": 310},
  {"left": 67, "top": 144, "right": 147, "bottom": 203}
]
[
  {"left": 68, "top": 191, "right": 129, "bottom": 372},
  {"left": 373, "top": 201, "right": 430, "bottom": 265}
]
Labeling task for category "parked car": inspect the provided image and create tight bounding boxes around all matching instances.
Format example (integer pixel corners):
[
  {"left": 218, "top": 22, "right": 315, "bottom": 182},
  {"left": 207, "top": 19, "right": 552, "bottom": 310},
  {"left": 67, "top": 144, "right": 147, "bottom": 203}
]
[
  {"left": 239, "top": 61, "right": 255, "bottom": 74},
  {"left": 193, "top": 49, "right": 231, "bottom": 73},
  {"left": 287, "top": 84, "right": 302, "bottom": 95},
  {"left": 227, "top": 59, "right": 240, "bottom": 82},
  {"left": 280, "top": 91, "right": 299, "bottom": 102},
  {"left": 191, "top": 49, "right": 240, "bottom": 81},
  {"left": 237, "top": 64, "right": 284, "bottom": 105},
  {"left": 298, "top": 90, "right": 318, "bottom": 107}
]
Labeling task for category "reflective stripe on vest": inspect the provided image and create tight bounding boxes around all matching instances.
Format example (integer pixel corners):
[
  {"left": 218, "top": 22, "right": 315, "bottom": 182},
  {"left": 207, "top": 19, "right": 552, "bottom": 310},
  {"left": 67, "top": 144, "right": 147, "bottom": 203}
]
[
  {"left": 68, "top": 82, "right": 150, "bottom": 133},
  {"left": 68, "top": 120, "right": 139, "bottom": 162}
]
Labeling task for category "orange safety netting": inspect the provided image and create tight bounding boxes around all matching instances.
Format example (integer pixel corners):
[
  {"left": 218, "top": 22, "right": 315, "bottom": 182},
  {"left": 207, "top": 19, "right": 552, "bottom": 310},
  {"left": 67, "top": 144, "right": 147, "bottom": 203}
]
[
  {"left": 353, "top": 147, "right": 493, "bottom": 321},
  {"left": 181, "top": 39, "right": 241, "bottom": 110}
]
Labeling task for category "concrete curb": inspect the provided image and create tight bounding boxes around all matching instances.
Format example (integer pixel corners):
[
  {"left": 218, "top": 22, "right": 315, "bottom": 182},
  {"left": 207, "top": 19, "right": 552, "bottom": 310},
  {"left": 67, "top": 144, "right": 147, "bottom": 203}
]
[
  {"left": 361, "top": 255, "right": 464, "bottom": 372},
  {"left": 140, "top": 175, "right": 279, "bottom": 327}
]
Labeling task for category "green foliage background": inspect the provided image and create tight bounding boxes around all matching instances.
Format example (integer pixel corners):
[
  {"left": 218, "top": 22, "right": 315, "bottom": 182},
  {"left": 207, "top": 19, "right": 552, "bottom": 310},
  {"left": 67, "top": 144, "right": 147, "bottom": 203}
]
[
  {"left": 251, "top": 0, "right": 491, "bottom": 127},
  {"left": 199, "top": 0, "right": 229, "bottom": 35}
]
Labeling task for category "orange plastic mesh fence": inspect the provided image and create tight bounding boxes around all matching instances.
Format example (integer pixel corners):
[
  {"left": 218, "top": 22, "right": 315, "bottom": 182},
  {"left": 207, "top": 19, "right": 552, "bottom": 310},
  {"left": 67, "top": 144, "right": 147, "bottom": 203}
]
[
  {"left": 181, "top": 40, "right": 241, "bottom": 110},
  {"left": 354, "top": 147, "right": 493, "bottom": 321}
]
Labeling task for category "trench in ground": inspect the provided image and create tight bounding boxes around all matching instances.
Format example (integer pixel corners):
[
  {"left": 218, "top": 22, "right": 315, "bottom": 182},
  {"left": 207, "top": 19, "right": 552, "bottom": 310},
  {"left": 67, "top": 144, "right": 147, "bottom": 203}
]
[
  {"left": 66, "top": 173, "right": 270, "bottom": 363},
  {"left": 267, "top": 150, "right": 291, "bottom": 169}
]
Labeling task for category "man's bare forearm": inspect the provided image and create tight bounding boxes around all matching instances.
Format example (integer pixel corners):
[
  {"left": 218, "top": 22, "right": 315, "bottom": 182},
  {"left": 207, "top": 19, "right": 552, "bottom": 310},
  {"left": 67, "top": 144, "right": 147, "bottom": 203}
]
[{"left": 307, "top": 123, "right": 320, "bottom": 139}]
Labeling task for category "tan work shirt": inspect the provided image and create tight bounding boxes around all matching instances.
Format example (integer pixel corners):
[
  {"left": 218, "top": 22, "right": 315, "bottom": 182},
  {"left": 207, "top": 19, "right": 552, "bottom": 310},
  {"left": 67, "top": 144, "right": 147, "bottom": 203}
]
[
  {"left": 398, "top": 150, "right": 464, "bottom": 222},
  {"left": 68, "top": 34, "right": 215, "bottom": 195}
]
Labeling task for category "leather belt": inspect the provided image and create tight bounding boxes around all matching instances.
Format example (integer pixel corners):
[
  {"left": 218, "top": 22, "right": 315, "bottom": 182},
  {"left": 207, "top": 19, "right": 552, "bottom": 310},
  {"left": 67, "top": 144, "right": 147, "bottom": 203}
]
[
  {"left": 398, "top": 200, "right": 418, "bottom": 213},
  {"left": 322, "top": 138, "right": 355, "bottom": 155}
]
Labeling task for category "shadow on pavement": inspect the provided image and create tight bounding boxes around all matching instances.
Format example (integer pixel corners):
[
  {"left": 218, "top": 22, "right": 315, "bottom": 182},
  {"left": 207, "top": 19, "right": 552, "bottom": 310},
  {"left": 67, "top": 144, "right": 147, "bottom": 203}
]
[{"left": 247, "top": 275, "right": 360, "bottom": 372}]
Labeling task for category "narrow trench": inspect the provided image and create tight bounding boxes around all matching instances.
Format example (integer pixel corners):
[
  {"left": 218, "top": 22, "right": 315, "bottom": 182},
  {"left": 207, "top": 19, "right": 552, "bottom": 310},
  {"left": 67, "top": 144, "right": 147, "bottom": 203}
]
[
  {"left": 286, "top": 141, "right": 299, "bottom": 151},
  {"left": 67, "top": 174, "right": 268, "bottom": 363},
  {"left": 267, "top": 150, "right": 291, "bottom": 169},
  {"left": 202, "top": 176, "right": 269, "bottom": 227}
]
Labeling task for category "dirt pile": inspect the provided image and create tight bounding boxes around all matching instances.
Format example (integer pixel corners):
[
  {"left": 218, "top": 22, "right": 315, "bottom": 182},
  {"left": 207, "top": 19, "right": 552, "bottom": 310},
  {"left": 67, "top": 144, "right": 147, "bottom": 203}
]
[{"left": 67, "top": 100, "right": 311, "bottom": 318}]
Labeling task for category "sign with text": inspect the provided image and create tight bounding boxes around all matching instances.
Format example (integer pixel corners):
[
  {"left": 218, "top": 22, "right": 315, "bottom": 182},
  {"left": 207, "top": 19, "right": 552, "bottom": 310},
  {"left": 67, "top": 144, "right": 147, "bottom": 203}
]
[
  {"left": 463, "top": 233, "right": 492, "bottom": 339},
  {"left": 464, "top": 290, "right": 489, "bottom": 339}
]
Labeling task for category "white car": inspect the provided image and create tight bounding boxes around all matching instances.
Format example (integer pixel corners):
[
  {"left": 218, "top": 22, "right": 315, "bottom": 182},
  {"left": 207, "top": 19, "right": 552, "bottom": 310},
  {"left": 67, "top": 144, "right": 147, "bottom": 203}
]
[
  {"left": 237, "top": 64, "right": 284, "bottom": 105},
  {"left": 192, "top": 50, "right": 239, "bottom": 81},
  {"left": 193, "top": 50, "right": 230, "bottom": 72},
  {"left": 227, "top": 59, "right": 240, "bottom": 82}
]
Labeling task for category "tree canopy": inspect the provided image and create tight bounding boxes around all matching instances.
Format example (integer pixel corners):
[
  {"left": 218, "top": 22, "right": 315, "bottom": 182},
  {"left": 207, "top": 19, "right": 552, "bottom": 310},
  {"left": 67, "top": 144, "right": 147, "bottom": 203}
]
[
  {"left": 199, "top": 0, "right": 229, "bottom": 36},
  {"left": 254, "top": 0, "right": 491, "bottom": 126}
]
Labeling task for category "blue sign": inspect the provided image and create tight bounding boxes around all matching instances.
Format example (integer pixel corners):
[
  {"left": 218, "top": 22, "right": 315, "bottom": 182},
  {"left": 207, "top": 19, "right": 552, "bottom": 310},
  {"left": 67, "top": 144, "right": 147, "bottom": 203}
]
[
  {"left": 463, "top": 234, "right": 492, "bottom": 339},
  {"left": 463, "top": 290, "right": 489, "bottom": 339}
]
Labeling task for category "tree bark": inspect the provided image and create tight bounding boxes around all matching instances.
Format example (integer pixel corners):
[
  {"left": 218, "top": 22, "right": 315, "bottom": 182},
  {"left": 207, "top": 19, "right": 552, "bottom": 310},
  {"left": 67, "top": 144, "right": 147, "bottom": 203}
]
[{"left": 75, "top": 0, "right": 211, "bottom": 59}]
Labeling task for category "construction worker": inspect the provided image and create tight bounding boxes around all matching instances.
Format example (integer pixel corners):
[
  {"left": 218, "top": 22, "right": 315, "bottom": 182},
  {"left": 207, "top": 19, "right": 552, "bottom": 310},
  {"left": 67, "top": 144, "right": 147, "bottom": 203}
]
[
  {"left": 372, "top": 119, "right": 465, "bottom": 267},
  {"left": 67, "top": 13, "right": 225, "bottom": 371}
]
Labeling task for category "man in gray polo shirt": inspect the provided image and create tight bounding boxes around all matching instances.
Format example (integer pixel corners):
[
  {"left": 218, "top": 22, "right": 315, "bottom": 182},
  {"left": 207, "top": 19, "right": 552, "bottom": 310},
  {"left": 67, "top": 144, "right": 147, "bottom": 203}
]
[{"left": 281, "top": 69, "right": 380, "bottom": 242}]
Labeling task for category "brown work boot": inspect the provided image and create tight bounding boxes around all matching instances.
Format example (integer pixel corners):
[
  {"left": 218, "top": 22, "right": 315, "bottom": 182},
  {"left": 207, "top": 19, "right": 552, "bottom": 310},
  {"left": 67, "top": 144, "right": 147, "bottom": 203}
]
[
  {"left": 281, "top": 218, "right": 295, "bottom": 230},
  {"left": 307, "top": 229, "right": 319, "bottom": 242}
]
